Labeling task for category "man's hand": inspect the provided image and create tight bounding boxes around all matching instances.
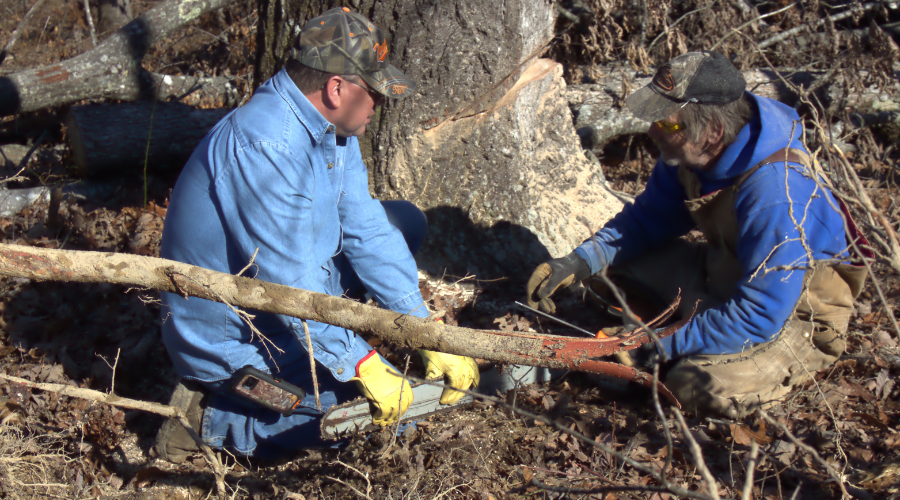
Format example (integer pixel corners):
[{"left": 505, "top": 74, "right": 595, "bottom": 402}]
[
  {"left": 526, "top": 253, "right": 592, "bottom": 313},
  {"left": 418, "top": 349, "right": 480, "bottom": 405},
  {"left": 350, "top": 351, "right": 412, "bottom": 426}
]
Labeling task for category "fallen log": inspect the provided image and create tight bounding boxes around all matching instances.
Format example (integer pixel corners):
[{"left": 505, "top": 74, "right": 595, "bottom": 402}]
[
  {"left": 0, "top": 0, "right": 239, "bottom": 116},
  {"left": 0, "top": 243, "right": 681, "bottom": 406},
  {"left": 65, "top": 101, "right": 231, "bottom": 175}
]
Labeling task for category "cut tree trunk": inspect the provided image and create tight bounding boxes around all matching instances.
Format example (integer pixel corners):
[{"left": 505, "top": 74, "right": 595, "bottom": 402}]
[
  {"left": 568, "top": 68, "right": 900, "bottom": 151},
  {"left": 0, "top": 0, "right": 239, "bottom": 116},
  {"left": 364, "top": 0, "right": 623, "bottom": 285},
  {"left": 65, "top": 101, "right": 231, "bottom": 175},
  {"left": 0, "top": 243, "right": 680, "bottom": 405}
]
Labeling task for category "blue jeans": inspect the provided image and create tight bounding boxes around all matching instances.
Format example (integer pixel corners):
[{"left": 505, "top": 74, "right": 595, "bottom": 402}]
[{"left": 197, "top": 200, "right": 427, "bottom": 458}]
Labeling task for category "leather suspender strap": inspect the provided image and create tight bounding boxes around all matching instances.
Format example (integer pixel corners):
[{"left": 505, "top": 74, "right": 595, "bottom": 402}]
[{"left": 734, "top": 147, "right": 811, "bottom": 189}]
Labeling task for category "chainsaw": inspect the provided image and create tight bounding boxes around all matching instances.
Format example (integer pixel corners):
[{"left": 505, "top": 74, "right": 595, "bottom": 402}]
[
  {"left": 321, "top": 296, "right": 693, "bottom": 439},
  {"left": 321, "top": 365, "right": 529, "bottom": 440}
]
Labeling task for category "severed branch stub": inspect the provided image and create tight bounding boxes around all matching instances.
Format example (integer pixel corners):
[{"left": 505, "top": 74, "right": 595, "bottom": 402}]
[{"left": 0, "top": 243, "right": 681, "bottom": 406}]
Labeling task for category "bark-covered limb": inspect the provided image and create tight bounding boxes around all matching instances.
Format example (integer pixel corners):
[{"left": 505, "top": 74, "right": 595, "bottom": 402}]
[
  {"left": 0, "top": 372, "right": 229, "bottom": 498},
  {"left": 0, "top": 0, "right": 238, "bottom": 116},
  {"left": 0, "top": 243, "right": 680, "bottom": 406}
]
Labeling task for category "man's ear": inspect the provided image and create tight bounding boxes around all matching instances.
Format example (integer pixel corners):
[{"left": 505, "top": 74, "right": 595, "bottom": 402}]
[
  {"left": 321, "top": 76, "right": 343, "bottom": 110},
  {"left": 703, "top": 120, "right": 725, "bottom": 151}
]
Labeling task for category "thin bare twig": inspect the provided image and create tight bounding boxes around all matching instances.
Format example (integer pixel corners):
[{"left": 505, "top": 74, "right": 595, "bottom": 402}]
[
  {"left": 651, "top": 360, "right": 675, "bottom": 476},
  {"left": 649, "top": 4, "right": 714, "bottom": 51},
  {"left": 82, "top": 0, "right": 97, "bottom": 46},
  {"left": 672, "top": 409, "right": 721, "bottom": 500},
  {"left": 237, "top": 248, "right": 259, "bottom": 278},
  {"left": 300, "top": 319, "right": 320, "bottom": 411},
  {"left": 741, "top": 440, "right": 760, "bottom": 500},
  {"left": 95, "top": 348, "right": 121, "bottom": 395},
  {"left": 327, "top": 460, "right": 373, "bottom": 499},
  {"left": 36, "top": 15, "right": 51, "bottom": 48},
  {"left": 381, "top": 354, "right": 412, "bottom": 458},
  {"left": 710, "top": 2, "right": 798, "bottom": 52}
]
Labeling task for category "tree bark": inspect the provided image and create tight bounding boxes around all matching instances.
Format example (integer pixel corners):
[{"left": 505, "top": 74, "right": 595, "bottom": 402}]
[
  {"left": 569, "top": 68, "right": 900, "bottom": 150},
  {"left": 0, "top": 243, "right": 680, "bottom": 405},
  {"left": 252, "top": 0, "right": 320, "bottom": 91},
  {"left": 65, "top": 101, "right": 231, "bottom": 175},
  {"left": 0, "top": 0, "right": 239, "bottom": 116}
]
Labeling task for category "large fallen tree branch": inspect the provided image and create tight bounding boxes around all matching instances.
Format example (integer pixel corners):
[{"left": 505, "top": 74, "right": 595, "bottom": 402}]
[
  {"left": 0, "top": 0, "right": 239, "bottom": 116},
  {"left": 0, "top": 243, "right": 681, "bottom": 405}
]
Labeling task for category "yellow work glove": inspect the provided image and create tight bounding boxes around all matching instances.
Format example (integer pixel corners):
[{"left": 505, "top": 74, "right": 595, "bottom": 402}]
[
  {"left": 418, "top": 322, "right": 480, "bottom": 405},
  {"left": 350, "top": 351, "right": 412, "bottom": 426}
]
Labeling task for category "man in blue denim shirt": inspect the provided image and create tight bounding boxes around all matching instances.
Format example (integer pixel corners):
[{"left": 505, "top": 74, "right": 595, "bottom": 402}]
[{"left": 153, "top": 8, "right": 479, "bottom": 462}]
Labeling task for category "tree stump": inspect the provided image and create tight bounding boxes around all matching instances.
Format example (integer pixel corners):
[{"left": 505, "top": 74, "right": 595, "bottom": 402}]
[{"left": 367, "top": 0, "right": 623, "bottom": 285}]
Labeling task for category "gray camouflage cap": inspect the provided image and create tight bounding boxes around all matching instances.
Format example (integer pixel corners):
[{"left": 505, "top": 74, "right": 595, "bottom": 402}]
[
  {"left": 291, "top": 7, "right": 415, "bottom": 99},
  {"left": 625, "top": 51, "right": 746, "bottom": 122}
]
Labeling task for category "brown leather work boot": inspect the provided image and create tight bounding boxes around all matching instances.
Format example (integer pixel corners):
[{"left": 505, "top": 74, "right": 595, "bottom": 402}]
[{"left": 152, "top": 379, "right": 206, "bottom": 464}]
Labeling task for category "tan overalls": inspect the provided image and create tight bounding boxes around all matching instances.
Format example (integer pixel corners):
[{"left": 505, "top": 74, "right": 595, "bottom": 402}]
[{"left": 588, "top": 149, "right": 867, "bottom": 417}]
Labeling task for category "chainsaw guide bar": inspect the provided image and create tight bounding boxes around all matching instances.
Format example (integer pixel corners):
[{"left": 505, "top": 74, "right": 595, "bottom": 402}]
[{"left": 320, "top": 379, "right": 475, "bottom": 440}]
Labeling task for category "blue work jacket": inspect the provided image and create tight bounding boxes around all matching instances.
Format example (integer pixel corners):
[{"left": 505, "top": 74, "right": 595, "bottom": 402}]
[
  {"left": 159, "top": 68, "right": 429, "bottom": 384},
  {"left": 575, "top": 92, "right": 849, "bottom": 358}
]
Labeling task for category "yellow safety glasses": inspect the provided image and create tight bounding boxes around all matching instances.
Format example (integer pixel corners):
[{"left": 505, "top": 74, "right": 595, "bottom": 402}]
[{"left": 654, "top": 120, "right": 685, "bottom": 134}]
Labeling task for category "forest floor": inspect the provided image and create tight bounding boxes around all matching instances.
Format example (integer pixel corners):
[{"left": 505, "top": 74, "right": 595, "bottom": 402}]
[{"left": 1, "top": 1, "right": 899, "bottom": 499}]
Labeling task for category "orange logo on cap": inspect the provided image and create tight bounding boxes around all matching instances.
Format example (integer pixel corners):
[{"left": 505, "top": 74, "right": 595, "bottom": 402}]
[
  {"left": 653, "top": 65, "right": 675, "bottom": 92},
  {"left": 391, "top": 85, "right": 407, "bottom": 95},
  {"left": 373, "top": 41, "right": 388, "bottom": 62}
]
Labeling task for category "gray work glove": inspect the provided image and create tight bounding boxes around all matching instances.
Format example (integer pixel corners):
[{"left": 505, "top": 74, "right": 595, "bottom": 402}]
[{"left": 526, "top": 253, "right": 592, "bottom": 314}]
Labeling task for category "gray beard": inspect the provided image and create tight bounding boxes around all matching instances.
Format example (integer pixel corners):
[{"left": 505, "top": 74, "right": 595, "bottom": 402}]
[{"left": 660, "top": 155, "right": 681, "bottom": 167}]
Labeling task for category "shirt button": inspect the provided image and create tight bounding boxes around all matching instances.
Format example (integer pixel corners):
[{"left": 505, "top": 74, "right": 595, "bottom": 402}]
[
  {"left": 336, "top": 368, "right": 344, "bottom": 375},
  {"left": 328, "top": 162, "right": 334, "bottom": 169},
  {"left": 326, "top": 125, "right": 334, "bottom": 133}
]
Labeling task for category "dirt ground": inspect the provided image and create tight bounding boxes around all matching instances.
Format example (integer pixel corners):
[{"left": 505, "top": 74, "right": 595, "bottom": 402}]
[{"left": 1, "top": 1, "right": 900, "bottom": 499}]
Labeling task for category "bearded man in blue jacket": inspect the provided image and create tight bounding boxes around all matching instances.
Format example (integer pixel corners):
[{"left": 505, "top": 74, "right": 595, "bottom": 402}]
[
  {"left": 152, "top": 8, "right": 479, "bottom": 463},
  {"left": 527, "top": 51, "right": 867, "bottom": 418}
]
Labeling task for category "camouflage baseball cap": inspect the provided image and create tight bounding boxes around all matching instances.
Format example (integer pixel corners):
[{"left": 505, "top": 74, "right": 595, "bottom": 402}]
[
  {"left": 625, "top": 51, "right": 746, "bottom": 122},
  {"left": 291, "top": 7, "right": 415, "bottom": 99}
]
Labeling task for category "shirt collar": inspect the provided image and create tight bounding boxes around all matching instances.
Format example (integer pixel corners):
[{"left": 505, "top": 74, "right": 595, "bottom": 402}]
[{"left": 272, "top": 68, "right": 335, "bottom": 144}]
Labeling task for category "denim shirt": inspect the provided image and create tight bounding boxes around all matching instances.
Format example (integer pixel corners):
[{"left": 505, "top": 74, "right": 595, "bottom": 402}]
[{"left": 159, "top": 68, "right": 429, "bottom": 384}]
